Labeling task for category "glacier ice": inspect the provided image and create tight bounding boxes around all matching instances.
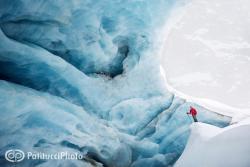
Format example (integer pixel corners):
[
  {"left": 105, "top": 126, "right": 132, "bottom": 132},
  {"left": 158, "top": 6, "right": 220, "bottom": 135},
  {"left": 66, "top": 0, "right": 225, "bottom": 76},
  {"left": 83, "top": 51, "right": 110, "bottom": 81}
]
[
  {"left": 0, "top": 80, "right": 131, "bottom": 167},
  {"left": 0, "top": 80, "right": 230, "bottom": 167},
  {"left": 0, "top": 0, "right": 231, "bottom": 167}
]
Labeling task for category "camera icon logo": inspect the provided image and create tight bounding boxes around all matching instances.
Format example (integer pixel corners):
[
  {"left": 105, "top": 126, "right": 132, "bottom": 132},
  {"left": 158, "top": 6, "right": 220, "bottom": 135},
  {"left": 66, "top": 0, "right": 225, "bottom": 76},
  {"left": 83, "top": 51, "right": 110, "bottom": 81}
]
[{"left": 5, "top": 149, "right": 25, "bottom": 162}]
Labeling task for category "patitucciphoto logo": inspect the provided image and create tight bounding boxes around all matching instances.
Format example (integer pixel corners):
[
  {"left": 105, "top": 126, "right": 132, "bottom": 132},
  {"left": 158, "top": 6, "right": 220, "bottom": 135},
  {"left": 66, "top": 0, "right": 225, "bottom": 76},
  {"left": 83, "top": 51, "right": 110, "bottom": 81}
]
[
  {"left": 5, "top": 149, "right": 25, "bottom": 162},
  {"left": 4, "top": 149, "right": 85, "bottom": 163}
]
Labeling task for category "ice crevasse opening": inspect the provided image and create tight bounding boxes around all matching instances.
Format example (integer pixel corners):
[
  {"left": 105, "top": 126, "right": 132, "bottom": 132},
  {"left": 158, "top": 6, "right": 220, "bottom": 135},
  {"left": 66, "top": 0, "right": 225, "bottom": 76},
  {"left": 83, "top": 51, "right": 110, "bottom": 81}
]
[{"left": 0, "top": 0, "right": 231, "bottom": 167}]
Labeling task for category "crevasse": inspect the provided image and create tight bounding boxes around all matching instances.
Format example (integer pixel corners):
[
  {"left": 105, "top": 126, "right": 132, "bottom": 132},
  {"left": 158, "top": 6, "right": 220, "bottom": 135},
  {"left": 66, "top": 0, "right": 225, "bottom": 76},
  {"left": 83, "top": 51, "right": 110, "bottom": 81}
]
[{"left": 0, "top": 0, "right": 231, "bottom": 166}]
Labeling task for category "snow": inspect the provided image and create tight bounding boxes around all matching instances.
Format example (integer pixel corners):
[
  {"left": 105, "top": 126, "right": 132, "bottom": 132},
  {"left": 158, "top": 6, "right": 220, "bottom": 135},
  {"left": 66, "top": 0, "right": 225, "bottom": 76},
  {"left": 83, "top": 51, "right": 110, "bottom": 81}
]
[
  {"left": 160, "top": 66, "right": 250, "bottom": 123},
  {"left": 161, "top": 0, "right": 250, "bottom": 109},
  {"left": 175, "top": 119, "right": 250, "bottom": 167}
]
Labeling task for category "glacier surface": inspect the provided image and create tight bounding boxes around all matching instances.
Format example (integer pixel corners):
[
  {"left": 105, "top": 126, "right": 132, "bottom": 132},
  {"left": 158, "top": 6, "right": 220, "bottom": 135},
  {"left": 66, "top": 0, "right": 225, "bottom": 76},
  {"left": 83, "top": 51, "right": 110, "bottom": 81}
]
[
  {"left": 175, "top": 120, "right": 250, "bottom": 167},
  {"left": 0, "top": 0, "right": 231, "bottom": 166}
]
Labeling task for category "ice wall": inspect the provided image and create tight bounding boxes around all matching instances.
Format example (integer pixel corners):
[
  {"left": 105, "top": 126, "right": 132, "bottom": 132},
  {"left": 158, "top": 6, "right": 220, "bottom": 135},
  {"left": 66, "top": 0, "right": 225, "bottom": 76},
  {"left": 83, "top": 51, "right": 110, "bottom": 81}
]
[{"left": 0, "top": 0, "right": 231, "bottom": 166}]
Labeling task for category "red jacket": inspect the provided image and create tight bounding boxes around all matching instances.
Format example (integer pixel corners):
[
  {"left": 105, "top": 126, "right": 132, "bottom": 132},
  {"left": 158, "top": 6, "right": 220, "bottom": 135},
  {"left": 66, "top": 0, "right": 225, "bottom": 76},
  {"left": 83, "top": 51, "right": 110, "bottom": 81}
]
[{"left": 188, "top": 107, "right": 197, "bottom": 116}]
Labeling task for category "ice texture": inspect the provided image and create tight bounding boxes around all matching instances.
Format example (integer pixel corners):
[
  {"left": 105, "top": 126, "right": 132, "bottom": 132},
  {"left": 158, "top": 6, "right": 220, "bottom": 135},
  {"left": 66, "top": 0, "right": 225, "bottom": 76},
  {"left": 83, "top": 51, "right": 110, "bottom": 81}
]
[
  {"left": 0, "top": 80, "right": 131, "bottom": 167},
  {"left": 0, "top": 0, "right": 231, "bottom": 166}
]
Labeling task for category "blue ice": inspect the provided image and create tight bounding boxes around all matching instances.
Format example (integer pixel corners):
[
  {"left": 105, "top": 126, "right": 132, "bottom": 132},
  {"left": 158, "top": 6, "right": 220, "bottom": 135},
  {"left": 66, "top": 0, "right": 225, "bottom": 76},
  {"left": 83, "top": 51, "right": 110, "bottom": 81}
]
[{"left": 0, "top": 0, "right": 231, "bottom": 166}]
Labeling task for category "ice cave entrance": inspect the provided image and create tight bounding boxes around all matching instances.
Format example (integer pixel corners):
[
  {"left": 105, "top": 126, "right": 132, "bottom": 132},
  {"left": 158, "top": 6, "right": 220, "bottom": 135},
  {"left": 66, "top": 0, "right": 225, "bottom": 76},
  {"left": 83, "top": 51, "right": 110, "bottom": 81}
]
[{"left": 161, "top": 0, "right": 250, "bottom": 114}]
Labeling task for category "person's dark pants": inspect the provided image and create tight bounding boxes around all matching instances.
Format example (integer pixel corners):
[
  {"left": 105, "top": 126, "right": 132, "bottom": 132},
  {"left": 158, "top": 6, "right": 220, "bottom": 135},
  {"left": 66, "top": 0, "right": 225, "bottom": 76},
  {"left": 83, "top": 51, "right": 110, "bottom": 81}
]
[{"left": 192, "top": 115, "right": 198, "bottom": 122}]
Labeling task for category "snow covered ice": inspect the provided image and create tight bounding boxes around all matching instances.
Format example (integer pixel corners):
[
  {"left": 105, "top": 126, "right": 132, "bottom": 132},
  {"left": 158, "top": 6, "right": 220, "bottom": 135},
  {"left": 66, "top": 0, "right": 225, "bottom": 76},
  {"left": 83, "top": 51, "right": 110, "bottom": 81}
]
[
  {"left": 175, "top": 119, "right": 250, "bottom": 167},
  {"left": 0, "top": 0, "right": 248, "bottom": 167}
]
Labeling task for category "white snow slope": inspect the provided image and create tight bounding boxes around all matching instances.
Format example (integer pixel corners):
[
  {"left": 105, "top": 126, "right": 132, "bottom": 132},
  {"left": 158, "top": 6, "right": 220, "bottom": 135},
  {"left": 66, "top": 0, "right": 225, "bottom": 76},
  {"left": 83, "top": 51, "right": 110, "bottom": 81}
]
[{"left": 174, "top": 118, "right": 250, "bottom": 167}]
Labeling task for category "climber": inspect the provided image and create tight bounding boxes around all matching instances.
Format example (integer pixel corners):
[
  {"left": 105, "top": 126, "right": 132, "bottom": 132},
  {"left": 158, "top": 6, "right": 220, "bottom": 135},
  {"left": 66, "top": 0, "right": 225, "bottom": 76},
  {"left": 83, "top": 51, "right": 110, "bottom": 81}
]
[{"left": 187, "top": 106, "right": 198, "bottom": 122}]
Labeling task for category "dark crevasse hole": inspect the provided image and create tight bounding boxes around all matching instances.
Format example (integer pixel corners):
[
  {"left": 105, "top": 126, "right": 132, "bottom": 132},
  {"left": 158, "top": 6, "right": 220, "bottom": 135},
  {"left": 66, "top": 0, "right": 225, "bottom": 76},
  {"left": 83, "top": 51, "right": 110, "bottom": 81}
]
[
  {"left": 95, "top": 43, "right": 129, "bottom": 78},
  {"left": 51, "top": 45, "right": 128, "bottom": 78}
]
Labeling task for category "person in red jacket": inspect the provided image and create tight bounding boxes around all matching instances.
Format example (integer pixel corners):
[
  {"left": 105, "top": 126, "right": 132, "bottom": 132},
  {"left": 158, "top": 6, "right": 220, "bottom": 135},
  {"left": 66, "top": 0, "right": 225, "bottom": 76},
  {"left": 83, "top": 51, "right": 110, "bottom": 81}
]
[{"left": 187, "top": 106, "right": 198, "bottom": 122}]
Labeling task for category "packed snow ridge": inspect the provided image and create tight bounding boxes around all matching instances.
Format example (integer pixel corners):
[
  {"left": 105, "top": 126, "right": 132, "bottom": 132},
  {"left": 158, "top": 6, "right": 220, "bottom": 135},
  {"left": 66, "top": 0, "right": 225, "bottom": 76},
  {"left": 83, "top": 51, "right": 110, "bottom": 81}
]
[
  {"left": 0, "top": 0, "right": 240, "bottom": 167},
  {"left": 175, "top": 120, "right": 250, "bottom": 167}
]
